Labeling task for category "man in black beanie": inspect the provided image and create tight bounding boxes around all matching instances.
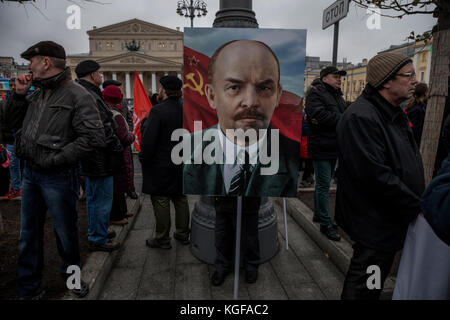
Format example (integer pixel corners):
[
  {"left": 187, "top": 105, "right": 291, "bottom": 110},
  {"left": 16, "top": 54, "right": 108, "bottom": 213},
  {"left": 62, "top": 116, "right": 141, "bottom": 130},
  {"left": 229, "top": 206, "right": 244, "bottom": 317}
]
[
  {"left": 336, "top": 52, "right": 424, "bottom": 299},
  {"left": 140, "top": 75, "right": 190, "bottom": 250},
  {"left": 7, "top": 41, "right": 105, "bottom": 299}
]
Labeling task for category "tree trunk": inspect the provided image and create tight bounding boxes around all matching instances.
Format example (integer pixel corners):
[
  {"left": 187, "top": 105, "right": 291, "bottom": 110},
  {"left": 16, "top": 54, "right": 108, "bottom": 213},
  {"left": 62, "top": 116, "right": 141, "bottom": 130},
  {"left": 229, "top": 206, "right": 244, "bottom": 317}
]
[{"left": 419, "top": 3, "right": 450, "bottom": 185}]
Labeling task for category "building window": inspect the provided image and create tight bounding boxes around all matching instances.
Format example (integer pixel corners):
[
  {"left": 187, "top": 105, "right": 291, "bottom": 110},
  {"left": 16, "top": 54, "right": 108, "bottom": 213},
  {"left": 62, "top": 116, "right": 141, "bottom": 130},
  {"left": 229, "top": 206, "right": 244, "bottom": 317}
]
[
  {"left": 158, "top": 41, "right": 166, "bottom": 50},
  {"left": 421, "top": 72, "right": 425, "bottom": 82},
  {"left": 422, "top": 52, "right": 427, "bottom": 62},
  {"left": 105, "top": 41, "right": 114, "bottom": 51}
]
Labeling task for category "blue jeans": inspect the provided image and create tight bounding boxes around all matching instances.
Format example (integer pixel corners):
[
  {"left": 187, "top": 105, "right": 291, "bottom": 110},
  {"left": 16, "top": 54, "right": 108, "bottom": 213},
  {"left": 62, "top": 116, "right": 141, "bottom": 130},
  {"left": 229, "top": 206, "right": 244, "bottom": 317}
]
[
  {"left": 312, "top": 159, "right": 336, "bottom": 227},
  {"left": 85, "top": 176, "right": 113, "bottom": 244},
  {"left": 17, "top": 164, "right": 80, "bottom": 298},
  {"left": 6, "top": 144, "right": 21, "bottom": 191}
]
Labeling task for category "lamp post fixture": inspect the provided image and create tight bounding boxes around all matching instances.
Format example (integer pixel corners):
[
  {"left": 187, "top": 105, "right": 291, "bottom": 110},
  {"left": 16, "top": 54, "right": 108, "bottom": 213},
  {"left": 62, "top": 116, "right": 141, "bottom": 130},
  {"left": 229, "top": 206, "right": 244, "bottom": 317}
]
[{"left": 176, "top": 0, "right": 208, "bottom": 28}]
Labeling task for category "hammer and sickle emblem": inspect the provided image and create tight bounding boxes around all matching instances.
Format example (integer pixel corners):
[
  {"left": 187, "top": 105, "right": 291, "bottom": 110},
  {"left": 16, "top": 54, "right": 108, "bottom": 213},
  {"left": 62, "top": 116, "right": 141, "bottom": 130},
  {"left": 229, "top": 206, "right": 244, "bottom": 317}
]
[{"left": 183, "top": 70, "right": 204, "bottom": 96}]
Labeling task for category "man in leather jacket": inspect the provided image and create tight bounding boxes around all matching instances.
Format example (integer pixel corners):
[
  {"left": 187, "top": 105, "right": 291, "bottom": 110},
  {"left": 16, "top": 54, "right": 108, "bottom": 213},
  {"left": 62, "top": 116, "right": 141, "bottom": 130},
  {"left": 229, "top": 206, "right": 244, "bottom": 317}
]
[
  {"left": 7, "top": 41, "right": 105, "bottom": 299},
  {"left": 305, "top": 66, "right": 347, "bottom": 241}
]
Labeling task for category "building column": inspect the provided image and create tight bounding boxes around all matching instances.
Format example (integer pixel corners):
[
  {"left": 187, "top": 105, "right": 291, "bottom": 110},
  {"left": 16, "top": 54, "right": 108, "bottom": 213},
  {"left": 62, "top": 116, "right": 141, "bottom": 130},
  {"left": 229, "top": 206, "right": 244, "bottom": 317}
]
[
  {"left": 139, "top": 72, "right": 143, "bottom": 83},
  {"left": 177, "top": 73, "right": 182, "bottom": 80},
  {"left": 151, "top": 72, "right": 156, "bottom": 94},
  {"left": 125, "top": 72, "right": 131, "bottom": 99},
  {"left": 164, "top": 72, "right": 168, "bottom": 76},
  {"left": 112, "top": 72, "right": 117, "bottom": 81}
]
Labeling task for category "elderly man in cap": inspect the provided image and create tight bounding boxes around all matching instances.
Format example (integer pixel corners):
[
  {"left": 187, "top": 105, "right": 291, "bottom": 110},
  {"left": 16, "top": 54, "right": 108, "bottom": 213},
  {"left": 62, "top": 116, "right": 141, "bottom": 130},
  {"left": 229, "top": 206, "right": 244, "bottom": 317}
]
[
  {"left": 7, "top": 41, "right": 105, "bottom": 299},
  {"left": 336, "top": 52, "right": 423, "bottom": 299},
  {"left": 305, "top": 66, "right": 347, "bottom": 241},
  {"left": 75, "top": 60, "right": 123, "bottom": 252},
  {"left": 139, "top": 75, "right": 190, "bottom": 249}
]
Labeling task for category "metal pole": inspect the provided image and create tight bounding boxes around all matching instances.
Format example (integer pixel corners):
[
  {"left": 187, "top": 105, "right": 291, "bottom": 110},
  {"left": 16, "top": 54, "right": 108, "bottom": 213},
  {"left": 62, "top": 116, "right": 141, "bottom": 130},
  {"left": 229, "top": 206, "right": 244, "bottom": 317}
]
[
  {"left": 233, "top": 196, "right": 243, "bottom": 300},
  {"left": 332, "top": 21, "right": 339, "bottom": 67},
  {"left": 190, "top": 0, "right": 194, "bottom": 27},
  {"left": 283, "top": 198, "right": 289, "bottom": 250}
]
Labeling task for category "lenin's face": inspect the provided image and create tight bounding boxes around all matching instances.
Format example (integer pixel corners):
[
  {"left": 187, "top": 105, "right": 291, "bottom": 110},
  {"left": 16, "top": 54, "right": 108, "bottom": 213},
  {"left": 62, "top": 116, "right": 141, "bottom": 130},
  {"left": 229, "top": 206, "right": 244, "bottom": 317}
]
[{"left": 205, "top": 40, "right": 282, "bottom": 135}]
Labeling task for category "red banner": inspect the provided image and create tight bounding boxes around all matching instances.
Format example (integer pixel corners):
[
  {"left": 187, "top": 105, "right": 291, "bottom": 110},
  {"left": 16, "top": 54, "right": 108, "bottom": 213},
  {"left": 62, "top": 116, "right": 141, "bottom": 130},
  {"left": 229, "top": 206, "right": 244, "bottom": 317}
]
[
  {"left": 132, "top": 71, "right": 152, "bottom": 152},
  {"left": 183, "top": 46, "right": 302, "bottom": 142}
]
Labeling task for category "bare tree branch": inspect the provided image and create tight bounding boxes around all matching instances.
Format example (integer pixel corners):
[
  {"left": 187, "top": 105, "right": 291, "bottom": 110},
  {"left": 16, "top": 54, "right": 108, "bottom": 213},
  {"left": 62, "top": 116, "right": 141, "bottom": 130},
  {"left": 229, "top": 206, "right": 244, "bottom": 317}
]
[
  {"left": 30, "top": 0, "right": 49, "bottom": 20},
  {"left": 21, "top": 1, "right": 29, "bottom": 18},
  {"left": 353, "top": 0, "right": 435, "bottom": 16}
]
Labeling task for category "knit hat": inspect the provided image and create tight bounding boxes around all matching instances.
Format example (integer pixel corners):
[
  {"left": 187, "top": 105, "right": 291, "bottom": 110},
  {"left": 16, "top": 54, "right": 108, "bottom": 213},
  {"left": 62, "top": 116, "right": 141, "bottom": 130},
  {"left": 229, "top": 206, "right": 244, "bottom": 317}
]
[
  {"left": 75, "top": 60, "right": 100, "bottom": 78},
  {"left": 159, "top": 75, "right": 182, "bottom": 91},
  {"left": 102, "top": 85, "right": 123, "bottom": 105},
  {"left": 21, "top": 41, "right": 66, "bottom": 60},
  {"left": 367, "top": 52, "right": 412, "bottom": 89}
]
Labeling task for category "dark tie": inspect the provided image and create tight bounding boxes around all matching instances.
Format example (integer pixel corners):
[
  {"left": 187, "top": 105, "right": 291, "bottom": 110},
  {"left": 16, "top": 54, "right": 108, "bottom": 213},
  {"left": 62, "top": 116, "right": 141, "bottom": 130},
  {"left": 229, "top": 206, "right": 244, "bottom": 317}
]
[{"left": 228, "top": 151, "right": 251, "bottom": 196}]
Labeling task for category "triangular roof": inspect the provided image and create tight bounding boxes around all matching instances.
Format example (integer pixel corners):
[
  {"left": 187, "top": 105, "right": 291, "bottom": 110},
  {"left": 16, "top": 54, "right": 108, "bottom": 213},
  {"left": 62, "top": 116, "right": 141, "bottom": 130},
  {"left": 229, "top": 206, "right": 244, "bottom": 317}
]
[
  {"left": 87, "top": 18, "right": 182, "bottom": 37},
  {"left": 96, "top": 51, "right": 181, "bottom": 66}
]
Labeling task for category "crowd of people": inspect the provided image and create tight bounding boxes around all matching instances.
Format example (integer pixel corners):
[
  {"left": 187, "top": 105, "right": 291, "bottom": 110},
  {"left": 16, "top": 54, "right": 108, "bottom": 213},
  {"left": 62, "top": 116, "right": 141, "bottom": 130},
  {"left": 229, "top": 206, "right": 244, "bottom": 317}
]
[{"left": 0, "top": 39, "right": 449, "bottom": 300}]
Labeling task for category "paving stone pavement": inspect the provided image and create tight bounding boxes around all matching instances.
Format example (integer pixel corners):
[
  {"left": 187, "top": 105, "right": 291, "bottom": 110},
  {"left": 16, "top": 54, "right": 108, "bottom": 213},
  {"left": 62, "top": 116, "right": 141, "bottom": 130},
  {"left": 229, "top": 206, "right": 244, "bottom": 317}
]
[{"left": 99, "top": 195, "right": 345, "bottom": 300}]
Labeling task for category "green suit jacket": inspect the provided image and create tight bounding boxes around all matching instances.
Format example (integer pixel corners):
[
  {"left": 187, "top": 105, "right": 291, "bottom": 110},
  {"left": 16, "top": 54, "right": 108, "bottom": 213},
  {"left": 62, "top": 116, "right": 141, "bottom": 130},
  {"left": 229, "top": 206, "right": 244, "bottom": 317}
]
[{"left": 183, "top": 125, "right": 299, "bottom": 197}]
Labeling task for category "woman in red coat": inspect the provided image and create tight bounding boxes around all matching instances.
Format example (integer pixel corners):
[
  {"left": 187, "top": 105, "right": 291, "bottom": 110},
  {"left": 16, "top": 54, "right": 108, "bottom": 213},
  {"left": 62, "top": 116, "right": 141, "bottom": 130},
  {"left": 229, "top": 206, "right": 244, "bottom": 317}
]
[{"left": 102, "top": 85, "right": 135, "bottom": 225}]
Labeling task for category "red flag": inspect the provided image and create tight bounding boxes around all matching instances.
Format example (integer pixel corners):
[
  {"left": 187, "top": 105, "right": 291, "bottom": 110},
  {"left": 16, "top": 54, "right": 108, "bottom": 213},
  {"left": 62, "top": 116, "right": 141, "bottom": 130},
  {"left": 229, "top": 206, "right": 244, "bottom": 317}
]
[
  {"left": 183, "top": 46, "right": 302, "bottom": 142},
  {"left": 1, "top": 91, "right": 5, "bottom": 100},
  {"left": 132, "top": 71, "right": 152, "bottom": 152}
]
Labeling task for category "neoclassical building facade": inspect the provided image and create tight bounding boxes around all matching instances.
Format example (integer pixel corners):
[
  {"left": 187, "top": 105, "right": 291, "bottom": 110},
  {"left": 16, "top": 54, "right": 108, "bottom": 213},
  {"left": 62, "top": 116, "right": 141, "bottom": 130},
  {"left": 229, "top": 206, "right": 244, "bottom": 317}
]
[{"left": 67, "top": 19, "right": 183, "bottom": 98}]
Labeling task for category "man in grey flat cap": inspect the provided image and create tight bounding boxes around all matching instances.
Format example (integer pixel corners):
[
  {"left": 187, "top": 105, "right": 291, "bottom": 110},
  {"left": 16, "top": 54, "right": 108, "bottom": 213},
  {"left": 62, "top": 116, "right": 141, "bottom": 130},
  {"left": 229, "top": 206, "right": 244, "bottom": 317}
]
[{"left": 8, "top": 41, "right": 105, "bottom": 299}]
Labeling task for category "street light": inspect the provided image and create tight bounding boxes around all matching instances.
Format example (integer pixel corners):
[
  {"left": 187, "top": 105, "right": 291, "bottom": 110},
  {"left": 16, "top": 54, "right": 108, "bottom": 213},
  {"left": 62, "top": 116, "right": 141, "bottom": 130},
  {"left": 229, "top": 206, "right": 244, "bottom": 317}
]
[{"left": 176, "top": 0, "right": 207, "bottom": 28}]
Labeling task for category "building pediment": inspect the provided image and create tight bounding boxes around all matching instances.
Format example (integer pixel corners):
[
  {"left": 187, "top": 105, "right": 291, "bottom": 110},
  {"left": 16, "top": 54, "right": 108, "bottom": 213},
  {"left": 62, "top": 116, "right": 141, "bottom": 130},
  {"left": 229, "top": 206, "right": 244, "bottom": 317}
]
[
  {"left": 96, "top": 52, "right": 181, "bottom": 66},
  {"left": 88, "top": 18, "right": 182, "bottom": 37}
]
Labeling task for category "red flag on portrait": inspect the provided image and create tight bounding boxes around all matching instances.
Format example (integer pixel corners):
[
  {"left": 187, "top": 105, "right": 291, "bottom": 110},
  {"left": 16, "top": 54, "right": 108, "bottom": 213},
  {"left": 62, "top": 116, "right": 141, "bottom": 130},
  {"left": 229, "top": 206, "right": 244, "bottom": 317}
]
[
  {"left": 132, "top": 71, "right": 152, "bottom": 152},
  {"left": 183, "top": 46, "right": 302, "bottom": 143}
]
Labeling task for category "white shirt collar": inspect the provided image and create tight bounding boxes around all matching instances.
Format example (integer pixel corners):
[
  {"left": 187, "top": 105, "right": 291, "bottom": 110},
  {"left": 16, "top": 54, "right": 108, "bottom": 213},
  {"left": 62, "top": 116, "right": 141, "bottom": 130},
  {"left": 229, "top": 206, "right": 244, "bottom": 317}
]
[{"left": 217, "top": 124, "right": 267, "bottom": 165}]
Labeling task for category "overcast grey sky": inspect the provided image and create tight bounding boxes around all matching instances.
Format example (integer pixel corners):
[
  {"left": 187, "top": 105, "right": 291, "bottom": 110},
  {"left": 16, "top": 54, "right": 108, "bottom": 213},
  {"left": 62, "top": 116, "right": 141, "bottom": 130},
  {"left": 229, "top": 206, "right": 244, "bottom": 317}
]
[{"left": 0, "top": 0, "right": 436, "bottom": 65}]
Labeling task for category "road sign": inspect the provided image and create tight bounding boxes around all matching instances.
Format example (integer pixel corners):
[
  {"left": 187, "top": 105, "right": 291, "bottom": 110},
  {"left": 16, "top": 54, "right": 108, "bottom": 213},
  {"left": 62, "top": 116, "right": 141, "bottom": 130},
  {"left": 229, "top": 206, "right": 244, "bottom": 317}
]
[{"left": 322, "top": 0, "right": 349, "bottom": 30}]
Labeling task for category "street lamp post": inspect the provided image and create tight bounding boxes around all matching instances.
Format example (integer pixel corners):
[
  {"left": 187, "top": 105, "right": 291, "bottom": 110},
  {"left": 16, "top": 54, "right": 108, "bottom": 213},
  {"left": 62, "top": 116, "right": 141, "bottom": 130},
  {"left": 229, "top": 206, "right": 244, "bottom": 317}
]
[{"left": 176, "top": 0, "right": 208, "bottom": 28}]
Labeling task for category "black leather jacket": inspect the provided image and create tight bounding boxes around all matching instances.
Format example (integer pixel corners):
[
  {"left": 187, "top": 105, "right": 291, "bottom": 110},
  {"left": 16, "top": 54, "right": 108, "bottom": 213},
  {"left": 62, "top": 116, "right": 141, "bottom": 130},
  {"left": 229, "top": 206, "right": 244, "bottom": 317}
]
[
  {"left": 77, "top": 79, "right": 123, "bottom": 177},
  {"left": 336, "top": 85, "right": 425, "bottom": 251},
  {"left": 305, "top": 79, "right": 346, "bottom": 160},
  {"left": 7, "top": 68, "right": 106, "bottom": 171}
]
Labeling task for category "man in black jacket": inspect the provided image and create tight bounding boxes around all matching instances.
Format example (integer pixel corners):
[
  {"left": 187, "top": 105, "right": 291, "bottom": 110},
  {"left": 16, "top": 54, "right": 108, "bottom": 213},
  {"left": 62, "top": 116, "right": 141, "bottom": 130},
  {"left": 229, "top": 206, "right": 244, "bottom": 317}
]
[
  {"left": 336, "top": 52, "right": 424, "bottom": 300},
  {"left": 75, "top": 60, "right": 122, "bottom": 252},
  {"left": 305, "top": 66, "right": 346, "bottom": 241},
  {"left": 8, "top": 41, "right": 105, "bottom": 299},
  {"left": 139, "top": 75, "right": 190, "bottom": 249}
]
